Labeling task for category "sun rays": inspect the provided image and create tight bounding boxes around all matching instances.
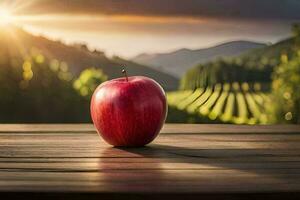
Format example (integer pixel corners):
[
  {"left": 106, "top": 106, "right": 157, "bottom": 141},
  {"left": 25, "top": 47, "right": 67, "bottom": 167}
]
[
  {"left": 0, "top": 1, "right": 41, "bottom": 59},
  {"left": 0, "top": 0, "right": 41, "bottom": 26},
  {"left": 0, "top": 6, "right": 14, "bottom": 26}
]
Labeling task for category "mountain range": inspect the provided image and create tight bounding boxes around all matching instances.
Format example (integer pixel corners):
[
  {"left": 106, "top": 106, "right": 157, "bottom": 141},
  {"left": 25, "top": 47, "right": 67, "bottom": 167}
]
[{"left": 132, "top": 41, "right": 267, "bottom": 77}]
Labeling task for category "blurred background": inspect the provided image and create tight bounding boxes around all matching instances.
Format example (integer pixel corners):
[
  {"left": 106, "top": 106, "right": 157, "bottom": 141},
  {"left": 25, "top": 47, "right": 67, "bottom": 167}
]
[{"left": 0, "top": 0, "right": 299, "bottom": 124}]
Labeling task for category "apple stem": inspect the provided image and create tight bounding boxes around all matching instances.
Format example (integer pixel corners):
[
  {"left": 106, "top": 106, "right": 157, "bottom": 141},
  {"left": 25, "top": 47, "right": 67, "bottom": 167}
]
[{"left": 122, "top": 69, "right": 129, "bottom": 82}]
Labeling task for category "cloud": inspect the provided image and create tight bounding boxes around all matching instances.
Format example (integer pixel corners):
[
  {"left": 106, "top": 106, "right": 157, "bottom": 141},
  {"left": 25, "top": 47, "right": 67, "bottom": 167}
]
[{"left": 7, "top": 0, "right": 300, "bottom": 20}]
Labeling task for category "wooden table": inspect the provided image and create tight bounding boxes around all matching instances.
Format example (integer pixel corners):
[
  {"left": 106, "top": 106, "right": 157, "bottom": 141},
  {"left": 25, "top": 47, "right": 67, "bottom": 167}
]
[{"left": 0, "top": 124, "right": 300, "bottom": 200}]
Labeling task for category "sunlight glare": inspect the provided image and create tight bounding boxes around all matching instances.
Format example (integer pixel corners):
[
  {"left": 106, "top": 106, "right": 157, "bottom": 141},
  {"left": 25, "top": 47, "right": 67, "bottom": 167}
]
[{"left": 0, "top": 7, "right": 13, "bottom": 26}]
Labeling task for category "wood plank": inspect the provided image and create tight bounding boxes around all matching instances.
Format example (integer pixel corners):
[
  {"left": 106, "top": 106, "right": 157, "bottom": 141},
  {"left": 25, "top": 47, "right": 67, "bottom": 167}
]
[
  {"left": 0, "top": 124, "right": 299, "bottom": 133},
  {"left": 0, "top": 170, "right": 300, "bottom": 193},
  {"left": 1, "top": 156, "right": 300, "bottom": 163},
  {"left": 2, "top": 133, "right": 300, "bottom": 143},
  {"left": 0, "top": 124, "right": 299, "bottom": 200},
  {"left": 1, "top": 162, "right": 300, "bottom": 172}
]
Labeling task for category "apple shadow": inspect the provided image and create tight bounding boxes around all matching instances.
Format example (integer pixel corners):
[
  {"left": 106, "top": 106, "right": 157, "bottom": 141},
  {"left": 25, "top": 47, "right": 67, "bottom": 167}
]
[
  {"left": 114, "top": 143, "right": 300, "bottom": 181},
  {"left": 97, "top": 146, "right": 170, "bottom": 193},
  {"left": 95, "top": 141, "right": 300, "bottom": 199}
]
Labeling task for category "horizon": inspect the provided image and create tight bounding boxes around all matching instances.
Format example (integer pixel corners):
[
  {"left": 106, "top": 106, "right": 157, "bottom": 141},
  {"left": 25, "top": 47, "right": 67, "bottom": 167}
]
[
  {"left": 18, "top": 17, "right": 292, "bottom": 59},
  {"left": 22, "top": 26, "right": 276, "bottom": 59},
  {"left": 0, "top": 0, "right": 298, "bottom": 58}
]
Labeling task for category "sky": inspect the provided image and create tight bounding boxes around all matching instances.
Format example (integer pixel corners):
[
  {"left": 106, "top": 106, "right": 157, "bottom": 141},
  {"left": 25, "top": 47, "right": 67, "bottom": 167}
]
[{"left": 2, "top": 0, "right": 300, "bottom": 58}]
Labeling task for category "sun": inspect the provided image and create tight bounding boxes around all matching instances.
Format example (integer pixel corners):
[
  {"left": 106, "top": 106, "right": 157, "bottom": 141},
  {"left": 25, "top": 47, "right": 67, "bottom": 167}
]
[{"left": 0, "top": 7, "right": 14, "bottom": 26}]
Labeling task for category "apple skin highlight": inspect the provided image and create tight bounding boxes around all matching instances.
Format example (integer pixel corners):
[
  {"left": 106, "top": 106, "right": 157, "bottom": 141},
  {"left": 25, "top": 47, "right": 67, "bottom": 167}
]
[{"left": 91, "top": 76, "right": 167, "bottom": 147}]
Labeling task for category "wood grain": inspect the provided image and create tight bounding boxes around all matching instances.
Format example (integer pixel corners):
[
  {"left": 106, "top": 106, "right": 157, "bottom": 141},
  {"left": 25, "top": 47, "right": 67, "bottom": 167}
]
[
  {"left": 0, "top": 124, "right": 299, "bottom": 200},
  {"left": 0, "top": 124, "right": 299, "bottom": 133}
]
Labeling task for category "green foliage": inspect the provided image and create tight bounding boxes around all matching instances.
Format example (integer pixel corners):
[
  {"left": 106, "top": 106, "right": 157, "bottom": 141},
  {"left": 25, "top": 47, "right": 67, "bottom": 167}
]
[
  {"left": 269, "top": 23, "right": 300, "bottom": 124},
  {"left": 73, "top": 68, "right": 107, "bottom": 98},
  {"left": 0, "top": 52, "right": 93, "bottom": 123},
  {"left": 292, "top": 23, "right": 300, "bottom": 38},
  {"left": 271, "top": 52, "right": 300, "bottom": 123}
]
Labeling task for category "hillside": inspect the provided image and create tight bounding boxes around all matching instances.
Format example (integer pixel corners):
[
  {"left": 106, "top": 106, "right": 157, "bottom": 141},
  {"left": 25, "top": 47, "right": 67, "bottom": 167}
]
[
  {"left": 180, "top": 37, "right": 297, "bottom": 90},
  {"left": 132, "top": 41, "right": 266, "bottom": 77},
  {"left": 237, "top": 37, "right": 295, "bottom": 67},
  {"left": 0, "top": 27, "right": 178, "bottom": 91},
  {"left": 167, "top": 36, "right": 298, "bottom": 124}
]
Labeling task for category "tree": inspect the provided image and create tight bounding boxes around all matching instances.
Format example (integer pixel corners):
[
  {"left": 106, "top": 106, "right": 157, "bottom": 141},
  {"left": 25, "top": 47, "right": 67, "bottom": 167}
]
[
  {"left": 0, "top": 53, "right": 93, "bottom": 123},
  {"left": 73, "top": 68, "right": 107, "bottom": 98},
  {"left": 271, "top": 52, "right": 300, "bottom": 124}
]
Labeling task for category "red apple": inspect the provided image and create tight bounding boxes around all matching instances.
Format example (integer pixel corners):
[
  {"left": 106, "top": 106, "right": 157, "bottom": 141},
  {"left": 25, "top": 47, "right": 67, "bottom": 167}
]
[{"left": 90, "top": 73, "right": 167, "bottom": 147}]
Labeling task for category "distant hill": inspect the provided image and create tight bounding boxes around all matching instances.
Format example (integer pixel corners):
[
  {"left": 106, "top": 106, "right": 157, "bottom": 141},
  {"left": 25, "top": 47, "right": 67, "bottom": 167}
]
[
  {"left": 132, "top": 41, "right": 266, "bottom": 78},
  {"left": 180, "top": 37, "right": 297, "bottom": 90},
  {"left": 0, "top": 27, "right": 178, "bottom": 90},
  {"left": 237, "top": 37, "right": 295, "bottom": 66}
]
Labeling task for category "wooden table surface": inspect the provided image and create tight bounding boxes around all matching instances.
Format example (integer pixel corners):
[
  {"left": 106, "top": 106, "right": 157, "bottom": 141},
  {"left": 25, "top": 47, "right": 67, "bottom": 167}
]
[{"left": 0, "top": 124, "right": 300, "bottom": 200}]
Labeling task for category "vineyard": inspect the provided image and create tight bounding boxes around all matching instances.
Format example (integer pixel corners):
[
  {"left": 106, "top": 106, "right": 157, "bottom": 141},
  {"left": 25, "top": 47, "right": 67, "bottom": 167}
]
[
  {"left": 169, "top": 37, "right": 299, "bottom": 124},
  {"left": 167, "top": 82, "right": 271, "bottom": 124}
]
